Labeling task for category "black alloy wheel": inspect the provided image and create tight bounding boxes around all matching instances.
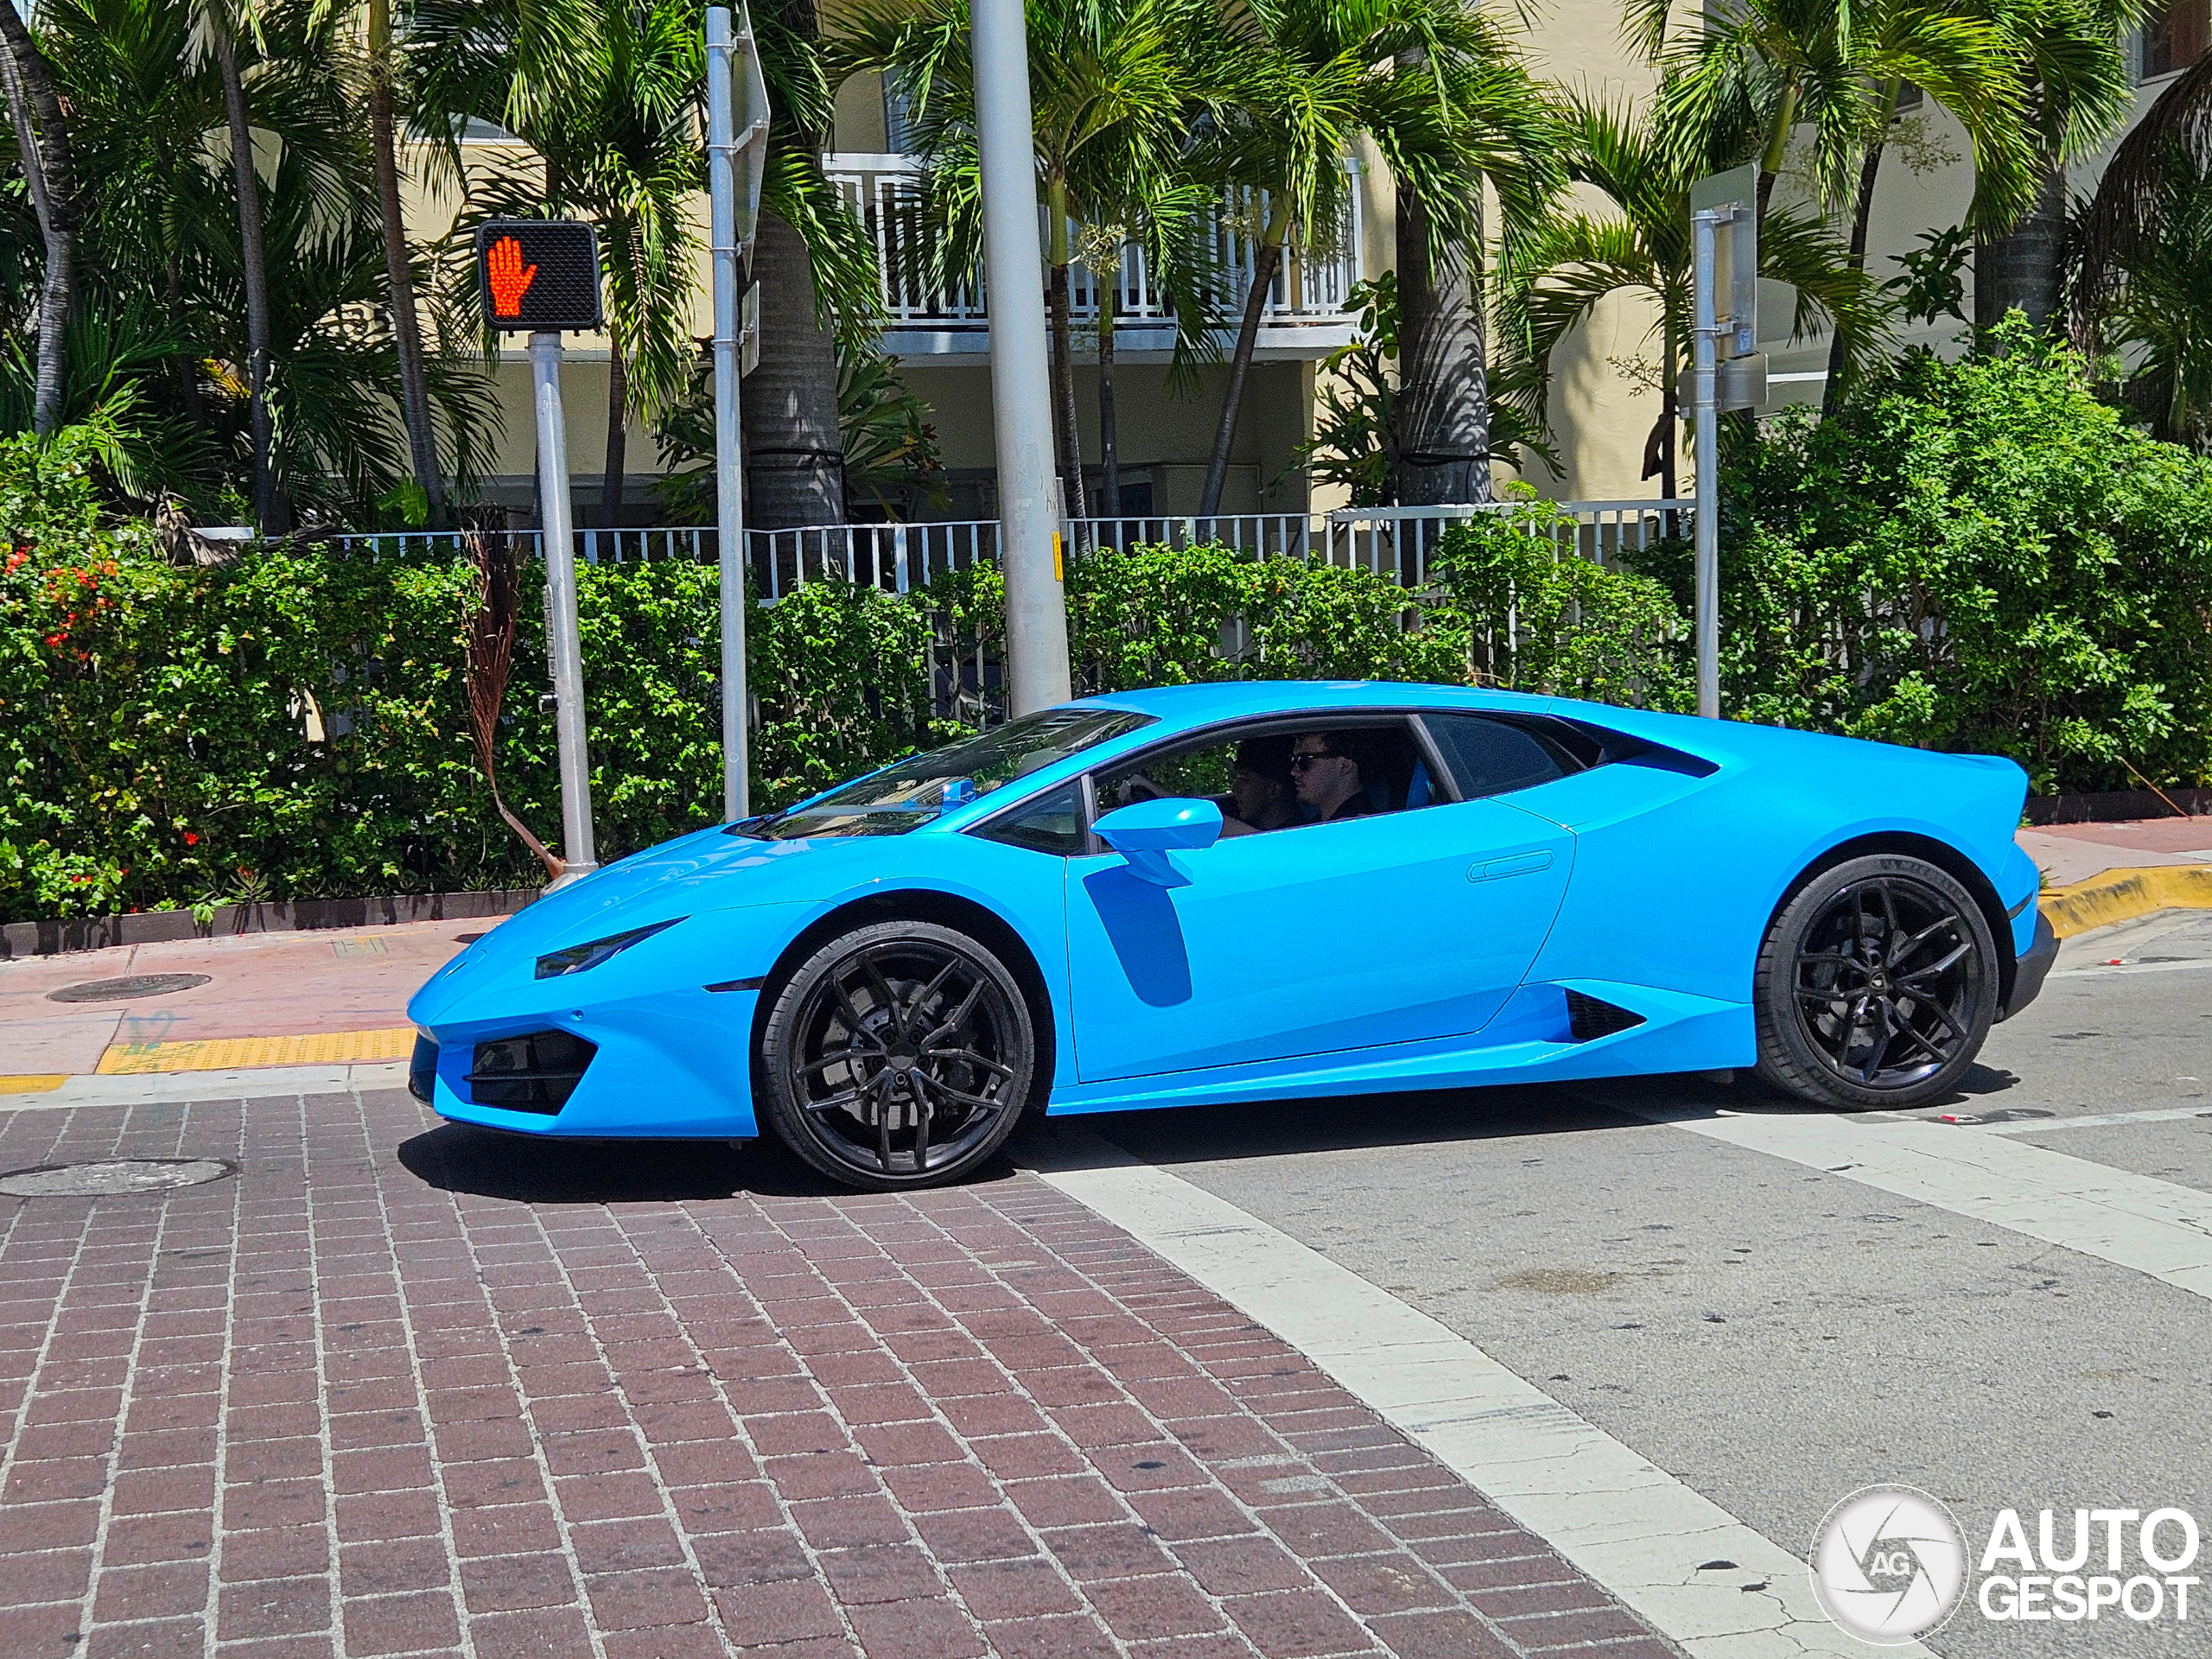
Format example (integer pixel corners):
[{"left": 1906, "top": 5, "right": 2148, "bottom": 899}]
[
  {"left": 1754, "top": 854, "right": 1997, "bottom": 1110},
  {"left": 757, "top": 920, "right": 1037, "bottom": 1190}
]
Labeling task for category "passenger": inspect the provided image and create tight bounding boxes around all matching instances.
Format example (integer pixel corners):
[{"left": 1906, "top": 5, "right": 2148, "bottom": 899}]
[
  {"left": 1289, "top": 731, "right": 1373, "bottom": 823},
  {"left": 1219, "top": 737, "right": 1300, "bottom": 835}
]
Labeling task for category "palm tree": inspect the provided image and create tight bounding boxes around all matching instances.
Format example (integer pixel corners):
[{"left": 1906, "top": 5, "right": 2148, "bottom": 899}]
[
  {"left": 2072, "top": 46, "right": 2212, "bottom": 348},
  {"left": 0, "top": 4, "right": 80, "bottom": 438},
  {"left": 1496, "top": 92, "right": 1887, "bottom": 496},
  {"left": 1389, "top": 19, "right": 1564, "bottom": 505},
  {"left": 192, "top": 0, "right": 288, "bottom": 528},
  {"left": 1194, "top": 0, "right": 1499, "bottom": 517},
  {"left": 1970, "top": 0, "right": 2134, "bottom": 334},
  {"left": 747, "top": 0, "right": 882, "bottom": 529},
  {"left": 413, "top": 0, "right": 707, "bottom": 524},
  {"left": 362, "top": 0, "right": 442, "bottom": 518},
  {"left": 837, "top": 0, "right": 1221, "bottom": 522},
  {"left": 2076, "top": 130, "right": 2212, "bottom": 449}
]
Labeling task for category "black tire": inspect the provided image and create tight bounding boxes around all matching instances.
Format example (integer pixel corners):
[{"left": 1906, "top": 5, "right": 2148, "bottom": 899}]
[
  {"left": 756, "top": 919, "right": 1038, "bottom": 1191},
  {"left": 1753, "top": 853, "right": 1998, "bottom": 1111}
]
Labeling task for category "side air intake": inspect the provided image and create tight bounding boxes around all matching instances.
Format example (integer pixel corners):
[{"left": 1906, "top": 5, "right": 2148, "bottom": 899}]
[{"left": 1565, "top": 990, "right": 1646, "bottom": 1042}]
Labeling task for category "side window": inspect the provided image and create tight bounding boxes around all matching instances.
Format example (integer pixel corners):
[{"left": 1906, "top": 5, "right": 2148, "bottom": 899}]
[
  {"left": 1095, "top": 718, "right": 1436, "bottom": 836},
  {"left": 1424, "top": 714, "right": 1567, "bottom": 800},
  {"left": 972, "top": 781, "right": 1084, "bottom": 856}
]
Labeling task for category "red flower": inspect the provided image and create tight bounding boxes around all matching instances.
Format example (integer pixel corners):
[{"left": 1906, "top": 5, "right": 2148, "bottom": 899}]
[{"left": 183, "top": 831, "right": 199, "bottom": 846}]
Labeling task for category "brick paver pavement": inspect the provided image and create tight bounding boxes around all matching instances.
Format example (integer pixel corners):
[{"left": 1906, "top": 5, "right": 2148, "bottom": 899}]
[{"left": 0, "top": 1085, "right": 1680, "bottom": 1659}]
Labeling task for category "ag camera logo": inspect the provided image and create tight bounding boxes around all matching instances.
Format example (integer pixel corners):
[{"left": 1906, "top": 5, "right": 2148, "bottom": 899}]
[{"left": 1810, "top": 1484, "right": 1969, "bottom": 1643}]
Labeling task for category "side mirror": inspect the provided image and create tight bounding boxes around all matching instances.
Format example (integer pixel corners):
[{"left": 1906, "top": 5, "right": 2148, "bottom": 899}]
[{"left": 1093, "top": 797, "right": 1222, "bottom": 886}]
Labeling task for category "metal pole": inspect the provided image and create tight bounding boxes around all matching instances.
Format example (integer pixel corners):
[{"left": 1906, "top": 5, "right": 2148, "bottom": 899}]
[
  {"left": 1691, "top": 207, "right": 1721, "bottom": 721},
  {"left": 706, "top": 6, "right": 751, "bottom": 818},
  {"left": 970, "top": 0, "right": 1071, "bottom": 714},
  {"left": 530, "top": 330, "right": 598, "bottom": 875}
]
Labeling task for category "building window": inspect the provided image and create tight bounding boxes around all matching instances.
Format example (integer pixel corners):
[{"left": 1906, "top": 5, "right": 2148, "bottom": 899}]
[
  {"left": 1892, "top": 82, "right": 1923, "bottom": 114},
  {"left": 2144, "top": 1, "right": 2209, "bottom": 79}
]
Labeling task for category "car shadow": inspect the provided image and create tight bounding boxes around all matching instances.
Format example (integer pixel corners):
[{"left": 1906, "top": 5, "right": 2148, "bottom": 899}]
[
  {"left": 395, "top": 1122, "right": 1029, "bottom": 1204},
  {"left": 1017, "top": 1061, "right": 2026, "bottom": 1173}
]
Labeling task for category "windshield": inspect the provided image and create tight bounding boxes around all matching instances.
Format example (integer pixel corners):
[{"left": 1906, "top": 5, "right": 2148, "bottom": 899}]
[{"left": 732, "top": 706, "right": 1154, "bottom": 841}]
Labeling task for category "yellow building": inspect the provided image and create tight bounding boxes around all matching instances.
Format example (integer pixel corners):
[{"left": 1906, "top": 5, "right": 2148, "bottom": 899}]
[{"left": 425, "top": 3, "right": 2211, "bottom": 524}]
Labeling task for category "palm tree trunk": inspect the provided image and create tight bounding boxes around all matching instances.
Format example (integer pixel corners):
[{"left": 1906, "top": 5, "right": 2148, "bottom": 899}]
[
  {"left": 742, "top": 213, "right": 844, "bottom": 527},
  {"left": 1755, "top": 81, "right": 1799, "bottom": 229},
  {"left": 602, "top": 338, "right": 627, "bottom": 523},
  {"left": 0, "top": 11, "right": 77, "bottom": 439},
  {"left": 1395, "top": 185, "right": 1492, "bottom": 505},
  {"left": 1099, "top": 274, "right": 1120, "bottom": 518},
  {"left": 1198, "top": 232, "right": 1283, "bottom": 518},
  {"left": 367, "top": 0, "right": 442, "bottom": 521},
  {"left": 213, "top": 14, "right": 282, "bottom": 531},
  {"left": 1823, "top": 132, "right": 1887, "bottom": 413},
  {"left": 1046, "top": 260, "right": 1089, "bottom": 520},
  {"left": 1976, "top": 149, "right": 2067, "bottom": 336}
]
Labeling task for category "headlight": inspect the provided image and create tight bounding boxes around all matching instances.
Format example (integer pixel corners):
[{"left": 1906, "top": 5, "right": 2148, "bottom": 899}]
[{"left": 534, "top": 917, "right": 684, "bottom": 980}]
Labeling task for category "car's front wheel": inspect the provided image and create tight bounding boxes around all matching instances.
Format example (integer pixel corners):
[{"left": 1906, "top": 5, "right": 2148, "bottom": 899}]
[
  {"left": 1753, "top": 854, "right": 1998, "bottom": 1111},
  {"left": 756, "top": 919, "right": 1038, "bottom": 1191}
]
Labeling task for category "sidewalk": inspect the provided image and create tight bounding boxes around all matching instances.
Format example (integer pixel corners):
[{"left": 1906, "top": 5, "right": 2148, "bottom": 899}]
[
  {"left": 2016, "top": 814, "right": 2212, "bottom": 887},
  {"left": 0, "top": 1083, "right": 1674, "bottom": 1659}
]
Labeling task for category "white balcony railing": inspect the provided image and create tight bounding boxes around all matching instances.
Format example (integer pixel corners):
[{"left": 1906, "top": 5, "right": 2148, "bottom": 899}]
[{"left": 823, "top": 152, "right": 1364, "bottom": 346}]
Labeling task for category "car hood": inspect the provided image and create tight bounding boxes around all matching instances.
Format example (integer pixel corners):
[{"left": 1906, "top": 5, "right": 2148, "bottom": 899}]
[{"left": 410, "top": 824, "right": 938, "bottom": 1022}]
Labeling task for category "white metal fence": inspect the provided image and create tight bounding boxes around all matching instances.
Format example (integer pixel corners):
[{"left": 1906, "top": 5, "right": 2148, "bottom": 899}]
[
  {"left": 323, "top": 499, "right": 1693, "bottom": 595},
  {"left": 320, "top": 500, "right": 1691, "bottom": 723}
]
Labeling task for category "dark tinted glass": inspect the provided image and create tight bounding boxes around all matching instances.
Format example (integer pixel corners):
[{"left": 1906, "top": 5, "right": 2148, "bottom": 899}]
[
  {"left": 973, "top": 782, "right": 1084, "bottom": 856},
  {"left": 1424, "top": 714, "right": 1567, "bottom": 799},
  {"left": 733, "top": 707, "right": 1152, "bottom": 840}
]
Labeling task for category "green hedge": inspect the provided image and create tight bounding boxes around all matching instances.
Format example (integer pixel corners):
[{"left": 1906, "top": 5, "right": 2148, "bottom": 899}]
[{"left": 1669, "top": 327, "right": 2212, "bottom": 793}]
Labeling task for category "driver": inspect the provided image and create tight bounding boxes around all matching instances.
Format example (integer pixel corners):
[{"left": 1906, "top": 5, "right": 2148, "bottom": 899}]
[{"left": 1290, "top": 731, "right": 1372, "bottom": 823}]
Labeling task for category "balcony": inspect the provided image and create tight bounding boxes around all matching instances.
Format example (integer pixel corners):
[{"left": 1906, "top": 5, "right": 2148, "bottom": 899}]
[{"left": 823, "top": 152, "right": 1364, "bottom": 359}]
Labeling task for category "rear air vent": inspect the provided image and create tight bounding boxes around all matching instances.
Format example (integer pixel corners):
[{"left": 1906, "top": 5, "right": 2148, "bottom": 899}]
[{"left": 1565, "top": 991, "right": 1646, "bottom": 1042}]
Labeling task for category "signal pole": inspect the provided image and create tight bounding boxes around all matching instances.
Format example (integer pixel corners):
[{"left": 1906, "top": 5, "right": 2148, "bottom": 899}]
[
  {"left": 969, "top": 0, "right": 1071, "bottom": 714},
  {"left": 530, "top": 332, "right": 597, "bottom": 879}
]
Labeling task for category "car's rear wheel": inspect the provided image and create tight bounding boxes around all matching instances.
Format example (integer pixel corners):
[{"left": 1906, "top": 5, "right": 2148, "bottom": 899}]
[
  {"left": 1754, "top": 854, "right": 1997, "bottom": 1111},
  {"left": 756, "top": 920, "right": 1036, "bottom": 1191}
]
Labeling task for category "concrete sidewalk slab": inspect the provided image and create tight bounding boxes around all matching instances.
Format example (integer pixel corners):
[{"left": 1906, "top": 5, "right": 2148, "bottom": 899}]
[
  {"left": 2014, "top": 827, "right": 2209, "bottom": 888},
  {"left": 0, "top": 920, "right": 477, "bottom": 1073},
  {"left": 0, "top": 1084, "right": 1678, "bottom": 1659}
]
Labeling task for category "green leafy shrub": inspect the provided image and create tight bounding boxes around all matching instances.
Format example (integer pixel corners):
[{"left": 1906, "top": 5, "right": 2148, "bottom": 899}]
[
  {"left": 1431, "top": 493, "right": 1693, "bottom": 711},
  {"left": 1643, "top": 324, "right": 2212, "bottom": 791}
]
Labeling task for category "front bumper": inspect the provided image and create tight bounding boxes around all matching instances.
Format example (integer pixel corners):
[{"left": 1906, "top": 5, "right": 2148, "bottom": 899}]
[
  {"left": 412, "top": 986, "right": 764, "bottom": 1139},
  {"left": 2000, "top": 910, "right": 2057, "bottom": 1020}
]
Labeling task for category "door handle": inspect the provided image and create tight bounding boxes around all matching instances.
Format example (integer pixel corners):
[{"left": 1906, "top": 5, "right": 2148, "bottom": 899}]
[{"left": 1467, "top": 850, "right": 1554, "bottom": 883}]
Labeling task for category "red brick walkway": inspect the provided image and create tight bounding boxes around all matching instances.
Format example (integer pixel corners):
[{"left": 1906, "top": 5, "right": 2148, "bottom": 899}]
[{"left": 0, "top": 1087, "right": 1677, "bottom": 1659}]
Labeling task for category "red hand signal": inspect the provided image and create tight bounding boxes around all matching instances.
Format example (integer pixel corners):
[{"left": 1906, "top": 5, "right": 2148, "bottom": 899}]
[{"left": 486, "top": 235, "right": 537, "bottom": 317}]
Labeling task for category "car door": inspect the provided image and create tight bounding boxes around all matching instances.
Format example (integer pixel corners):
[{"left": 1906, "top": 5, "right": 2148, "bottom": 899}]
[{"left": 1065, "top": 715, "right": 1574, "bottom": 1084}]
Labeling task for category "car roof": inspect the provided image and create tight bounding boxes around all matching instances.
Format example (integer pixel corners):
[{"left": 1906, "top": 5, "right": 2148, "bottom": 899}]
[{"left": 1073, "top": 681, "right": 1522, "bottom": 728}]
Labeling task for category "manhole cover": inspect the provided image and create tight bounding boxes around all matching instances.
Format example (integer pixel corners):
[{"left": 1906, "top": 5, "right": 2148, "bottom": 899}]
[
  {"left": 47, "top": 975, "right": 212, "bottom": 1004},
  {"left": 0, "top": 1159, "right": 235, "bottom": 1197}
]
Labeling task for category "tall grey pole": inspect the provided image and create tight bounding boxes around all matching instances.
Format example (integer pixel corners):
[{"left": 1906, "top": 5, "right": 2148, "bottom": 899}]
[
  {"left": 1690, "top": 208, "right": 1721, "bottom": 721},
  {"left": 969, "top": 0, "right": 1071, "bottom": 714},
  {"left": 530, "top": 331, "right": 598, "bottom": 875},
  {"left": 706, "top": 5, "right": 751, "bottom": 818}
]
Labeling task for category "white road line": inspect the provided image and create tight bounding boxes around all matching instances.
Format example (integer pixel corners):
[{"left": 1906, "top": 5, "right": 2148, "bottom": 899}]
[
  {"left": 0, "top": 1062, "right": 410, "bottom": 1111},
  {"left": 1967, "top": 1104, "right": 2212, "bottom": 1135},
  {"left": 2050, "top": 958, "right": 2212, "bottom": 978},
  {"left": 1628, "top": 1106, "right": 2212, "bottom": 1301},
  {"left": 1033, "top": 1128, "right": 1905, "bottom": 1659}
]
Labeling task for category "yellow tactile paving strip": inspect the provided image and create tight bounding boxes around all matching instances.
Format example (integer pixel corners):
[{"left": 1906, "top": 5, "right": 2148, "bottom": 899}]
[
  {"left": 95, "top": 1027, "right": 417, "bottom": 1074},
  {"left": 0, "top": 1075, "right": 67, "bottom": 1095}
]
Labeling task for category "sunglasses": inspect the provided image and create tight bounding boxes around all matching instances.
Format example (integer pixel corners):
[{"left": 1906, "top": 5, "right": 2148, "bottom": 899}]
[{"left": 1288, "top": 750, "right": 1341, "bottom": 771}]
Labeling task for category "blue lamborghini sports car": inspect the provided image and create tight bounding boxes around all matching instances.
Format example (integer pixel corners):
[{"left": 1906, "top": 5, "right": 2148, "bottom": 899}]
[{"left": 408, "top": 682, "right": 2057, "bottom": 1191}]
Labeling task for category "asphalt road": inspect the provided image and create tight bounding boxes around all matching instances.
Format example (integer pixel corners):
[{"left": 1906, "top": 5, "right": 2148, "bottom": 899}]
[{"left": 1078, "top": 911, "right": 2212, "bottom": 1658}]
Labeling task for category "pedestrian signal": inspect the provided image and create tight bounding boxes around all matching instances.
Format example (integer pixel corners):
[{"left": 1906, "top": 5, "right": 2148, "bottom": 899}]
[{"left": 474, "top": 219, "right": 603, "bottom": 333}]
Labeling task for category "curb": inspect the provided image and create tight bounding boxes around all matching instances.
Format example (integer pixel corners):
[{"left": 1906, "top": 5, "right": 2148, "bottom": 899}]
[
  {"left": 2038, "top": 864, "right": 2212, "bottom": 939},
  {"left": 0, "top": 887, "right": 540, "bottom": 961}
]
